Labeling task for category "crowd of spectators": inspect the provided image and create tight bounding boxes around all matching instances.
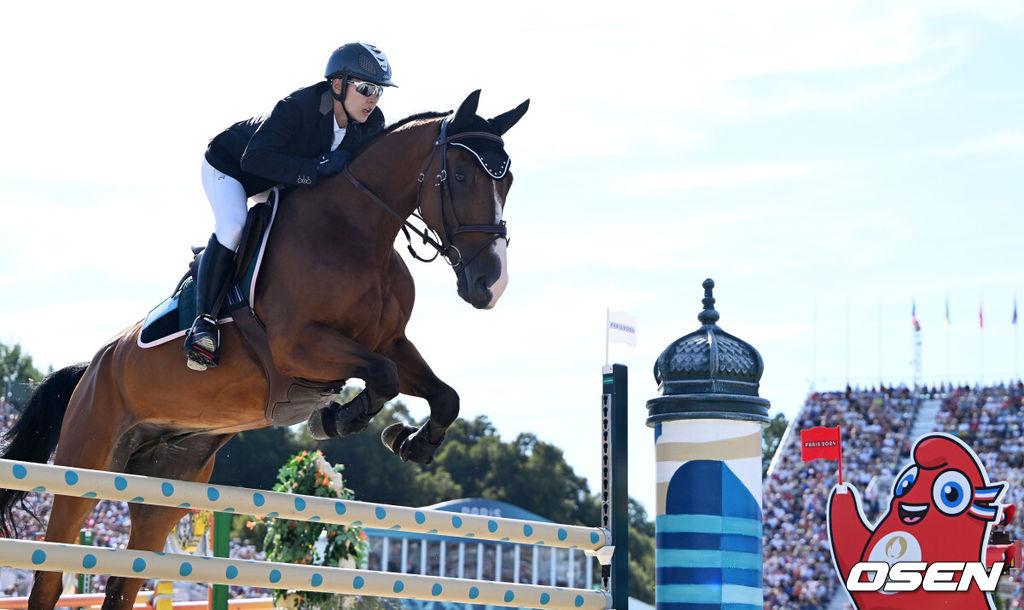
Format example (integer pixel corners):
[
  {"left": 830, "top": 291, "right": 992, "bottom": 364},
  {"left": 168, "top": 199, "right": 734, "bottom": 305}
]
[
  {"left": 762, "top": 384, "right": 919, "bottom": 609},
  {"left": 932, "top": 381, "right": 1024, "bottom": 604}
]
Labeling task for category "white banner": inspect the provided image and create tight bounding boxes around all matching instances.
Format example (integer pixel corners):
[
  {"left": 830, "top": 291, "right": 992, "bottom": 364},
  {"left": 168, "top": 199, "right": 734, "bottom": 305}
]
[{"left": 607, "top": 311, "right": 637, "bottom": 347}]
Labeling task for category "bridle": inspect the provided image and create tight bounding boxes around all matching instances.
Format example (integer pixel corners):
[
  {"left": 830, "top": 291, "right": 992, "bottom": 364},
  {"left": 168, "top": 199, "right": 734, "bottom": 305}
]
[{"left": 342, "top": 117, "right": 509, "bottom": 274}]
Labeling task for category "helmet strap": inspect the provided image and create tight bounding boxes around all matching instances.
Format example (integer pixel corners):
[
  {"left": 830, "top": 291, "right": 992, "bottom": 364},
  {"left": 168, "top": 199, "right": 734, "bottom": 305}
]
[{"left": 330, "top": 75, "right": 355, "bottom": 125}]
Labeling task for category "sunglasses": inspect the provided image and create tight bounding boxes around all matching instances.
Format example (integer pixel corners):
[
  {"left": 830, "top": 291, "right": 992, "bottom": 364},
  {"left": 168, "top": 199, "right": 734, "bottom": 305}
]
[{"left": 350, "top": 80, "right": 384, "bottom": 98}]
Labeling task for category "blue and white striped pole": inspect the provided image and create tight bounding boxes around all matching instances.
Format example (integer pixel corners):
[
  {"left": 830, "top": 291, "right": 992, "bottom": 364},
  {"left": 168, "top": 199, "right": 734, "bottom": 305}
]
[{"left": 646, "top": 279, "right": 770, "bottom": 610}]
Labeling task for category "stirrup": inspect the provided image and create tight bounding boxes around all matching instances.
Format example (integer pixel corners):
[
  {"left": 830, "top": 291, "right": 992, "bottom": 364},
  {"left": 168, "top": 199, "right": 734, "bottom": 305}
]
[{"left": 184, "top": 314, "right": 220, "bottom": 371}]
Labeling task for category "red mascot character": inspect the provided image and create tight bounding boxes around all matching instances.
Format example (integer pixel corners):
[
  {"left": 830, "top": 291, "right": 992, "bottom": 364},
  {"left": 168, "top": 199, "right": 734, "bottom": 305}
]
[{"left": 827, "top": 432, "right": 1007, "bottom": 609}]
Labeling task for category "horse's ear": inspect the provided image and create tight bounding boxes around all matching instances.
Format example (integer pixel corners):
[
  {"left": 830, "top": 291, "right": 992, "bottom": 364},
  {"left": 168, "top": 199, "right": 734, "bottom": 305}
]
[
  {"left": 489, "top": 99, "right": 530, "bottom": 135},
  {"left": 450, "top": 90, "right": 482, "bottom": 132}
]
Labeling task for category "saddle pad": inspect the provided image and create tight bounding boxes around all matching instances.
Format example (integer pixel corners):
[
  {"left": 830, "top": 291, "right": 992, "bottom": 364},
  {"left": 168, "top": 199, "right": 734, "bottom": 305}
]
[{"left": 138, "top": 194, "right": 278, "bottom": 348}]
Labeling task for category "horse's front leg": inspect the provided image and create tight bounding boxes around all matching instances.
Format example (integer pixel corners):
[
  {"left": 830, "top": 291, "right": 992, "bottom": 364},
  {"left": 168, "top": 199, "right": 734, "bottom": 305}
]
[
  {"left": 378, "top": 336, "right": 459, "bottom": 464},
  {"left": 296, "top": 330, "right": 401, "bottom": 441}
]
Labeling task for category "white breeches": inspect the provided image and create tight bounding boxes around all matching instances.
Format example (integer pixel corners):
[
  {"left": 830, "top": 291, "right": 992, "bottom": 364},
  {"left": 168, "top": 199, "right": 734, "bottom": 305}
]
[{"left": 201, "top": 158, "right": 248, "bottom": 251}]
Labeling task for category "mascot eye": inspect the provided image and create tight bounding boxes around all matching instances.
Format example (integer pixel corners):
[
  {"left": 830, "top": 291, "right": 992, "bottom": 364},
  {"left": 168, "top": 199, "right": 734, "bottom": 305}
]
[
  {"left": 894, "top": 466, "right": 918, "bottom": 497},
  {"left": 931, "top": 470, "right": 972, "bottom": 515}
]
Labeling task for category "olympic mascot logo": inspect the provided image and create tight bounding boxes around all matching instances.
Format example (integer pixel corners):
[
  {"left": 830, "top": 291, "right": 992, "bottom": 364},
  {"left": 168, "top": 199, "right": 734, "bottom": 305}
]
[{"left": 826, "top": 432, "right": 1009, "bottom": 609}]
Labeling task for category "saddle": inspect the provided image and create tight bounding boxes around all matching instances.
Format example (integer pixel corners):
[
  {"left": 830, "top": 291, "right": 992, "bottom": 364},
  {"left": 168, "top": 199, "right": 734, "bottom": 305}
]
[{"left": 139, "top": 190, "right": 345, "bottom": 426}]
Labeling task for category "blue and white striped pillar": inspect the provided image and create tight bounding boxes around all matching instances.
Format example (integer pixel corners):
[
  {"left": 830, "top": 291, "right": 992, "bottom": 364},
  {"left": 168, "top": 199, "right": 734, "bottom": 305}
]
[{"left": 646, "top": 279, "right": 770, "bottom": 610}]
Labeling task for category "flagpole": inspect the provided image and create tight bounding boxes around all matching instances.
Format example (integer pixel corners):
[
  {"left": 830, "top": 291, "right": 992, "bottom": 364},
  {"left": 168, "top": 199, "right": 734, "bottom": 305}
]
[
  {"left": 877, "top": 297, "right": 882, "bottom": 387},
  {"left": 945, "top": 297, "right": 950, "bottom": 385},
  {"left": 979, "top": 297, "right": 984, "bottom": 385},
  {"left": 845, "top": 297, "right": 850, "bottom": 388},
  {"left": 812, "top": 297, "right": 818, "bottom": 391},
  {"left": 838, "top": 427, "right": 844, "bottom": 487},
  {"left": 605, "top": 308, "right": 610, "bottom": 368}
]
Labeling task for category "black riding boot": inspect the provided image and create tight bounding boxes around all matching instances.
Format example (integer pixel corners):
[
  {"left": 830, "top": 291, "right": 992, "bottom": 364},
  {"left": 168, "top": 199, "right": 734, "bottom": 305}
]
[{"left": 183, "top": 234, "right": 236, "bottom": 371}]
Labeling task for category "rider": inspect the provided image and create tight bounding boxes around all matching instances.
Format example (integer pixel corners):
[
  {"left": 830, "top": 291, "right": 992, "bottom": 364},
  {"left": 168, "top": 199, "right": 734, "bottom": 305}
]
[{"left": 184, "top": 42, "right": 396, "bottom": 371}]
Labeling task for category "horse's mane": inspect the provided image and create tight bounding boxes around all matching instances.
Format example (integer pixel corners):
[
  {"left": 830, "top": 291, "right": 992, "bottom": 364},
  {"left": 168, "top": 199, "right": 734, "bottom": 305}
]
[
  {"left": 352, "top": 111, "right": 447, "bottom": 158},
  {"left": 383, "top": 110, "right": 450, "bottom": 135}
]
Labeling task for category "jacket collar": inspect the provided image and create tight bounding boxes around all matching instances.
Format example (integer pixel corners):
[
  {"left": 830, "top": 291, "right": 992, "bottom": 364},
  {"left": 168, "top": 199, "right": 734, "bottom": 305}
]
[{"left": 319, "top": 86, "right": 334, "bottom": 116}]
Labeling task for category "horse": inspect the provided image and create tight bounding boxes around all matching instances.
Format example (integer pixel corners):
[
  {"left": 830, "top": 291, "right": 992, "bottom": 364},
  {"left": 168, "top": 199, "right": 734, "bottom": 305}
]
[{"left": 0, "top": 89, "right": 529, "bottom": 610}]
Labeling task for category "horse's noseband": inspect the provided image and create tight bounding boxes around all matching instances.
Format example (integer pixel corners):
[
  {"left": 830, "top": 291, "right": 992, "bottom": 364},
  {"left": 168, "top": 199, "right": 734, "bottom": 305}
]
[{"left": 344, "top": 117, "right": 510, "bottom": 274}]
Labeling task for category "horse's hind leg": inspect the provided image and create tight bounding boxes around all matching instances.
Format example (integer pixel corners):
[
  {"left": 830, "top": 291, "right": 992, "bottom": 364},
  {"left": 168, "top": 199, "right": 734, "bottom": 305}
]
[
  {"left": 29, "top": 377, "right": 128, "bottom": 610},
  {"left": 379, "top": 336, "right": 459, "bottom": 464},
  {"left": 101, "top": 432, "right": 232, "bottom": 610}
]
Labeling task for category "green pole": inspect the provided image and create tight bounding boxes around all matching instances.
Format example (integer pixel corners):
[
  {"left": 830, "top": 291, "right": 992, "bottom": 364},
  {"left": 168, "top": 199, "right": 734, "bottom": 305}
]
[
  {"left": 602, "top": 364, "right": 628, "bottom": 609},
  {"left": 211, "top": 512, "right": 231, "bottom": 610},
  {"left": 77, "top": 529, "right": 94, "bottom": 593}
]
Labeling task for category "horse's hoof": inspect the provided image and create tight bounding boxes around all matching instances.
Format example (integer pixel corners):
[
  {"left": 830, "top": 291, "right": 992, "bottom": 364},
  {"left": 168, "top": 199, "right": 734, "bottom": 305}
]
[
  {"left": 334, "top": 391, "right": 378, "bottom": 436},
  {"left": 399, "top": 426, "right": 445, "bottom": 465},
  {"left": 381, "top": 423, "right": 417, "bottom": 462},
  {"left": 307, "top": 405, "right": 335, "bottom": 440}
]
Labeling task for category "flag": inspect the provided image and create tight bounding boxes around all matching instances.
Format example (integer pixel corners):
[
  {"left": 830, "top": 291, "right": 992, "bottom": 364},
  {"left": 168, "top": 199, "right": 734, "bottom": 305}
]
[
  {"left": 801, "top": 426, "right": 842, "bottom": 461},
  {"left": 607, "top": 310, "right": 637, "bottom": 347},
  {"left": 980, "top": 302, "right": 984, "bottom": 330},
  {"left": 1014, "top": 297, "right": 1018, "bottom": 326},
  {"left": 912, "top": 301, "right": 921, "bottom": 332},
  {"left": 945, "top": 298, "right": 950, "bottom": 328}
]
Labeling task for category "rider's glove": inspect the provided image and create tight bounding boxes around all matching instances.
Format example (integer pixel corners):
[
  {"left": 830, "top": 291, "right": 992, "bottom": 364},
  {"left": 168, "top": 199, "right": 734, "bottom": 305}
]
[{"left": 316, "top": 149, "right": 352, "bottom": 177}]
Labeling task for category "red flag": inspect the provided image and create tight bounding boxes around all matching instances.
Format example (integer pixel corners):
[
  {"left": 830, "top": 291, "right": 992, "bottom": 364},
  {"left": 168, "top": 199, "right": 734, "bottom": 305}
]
[
  {"left": 802, "top": 426, "right": 844, "bottom": 485},
  {"left": 980, "top": 302, "right": 984, "bottom": 329},
  {"left": 801, "top": 426, "right": 842, "bottom": 461}
]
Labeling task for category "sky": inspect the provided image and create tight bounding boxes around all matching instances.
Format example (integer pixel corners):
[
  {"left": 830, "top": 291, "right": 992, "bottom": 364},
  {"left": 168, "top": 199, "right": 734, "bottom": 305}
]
[{"left": 1, "top": 0, "right": 1023, "bottom": 520}]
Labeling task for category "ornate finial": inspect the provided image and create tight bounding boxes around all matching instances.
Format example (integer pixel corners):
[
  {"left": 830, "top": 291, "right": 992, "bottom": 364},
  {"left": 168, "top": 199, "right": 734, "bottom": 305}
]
[{"left": 698, "top": 278, "right": 720, "bottom": 325}]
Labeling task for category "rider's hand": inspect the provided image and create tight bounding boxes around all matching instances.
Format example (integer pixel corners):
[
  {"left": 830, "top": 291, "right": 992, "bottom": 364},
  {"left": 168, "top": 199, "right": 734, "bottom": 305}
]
[{"left": 316, "top": 149, "right": 352, "bottom": 177}]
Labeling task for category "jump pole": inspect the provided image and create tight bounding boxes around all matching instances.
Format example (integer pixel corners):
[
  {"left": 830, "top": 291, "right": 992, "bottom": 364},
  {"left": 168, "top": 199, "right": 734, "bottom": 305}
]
[
  {"left": 0, "top": 539, "right": 606, "bottom": 610},
  {"left": 0, "top": 460, "right": 606, "bottom": 551}
]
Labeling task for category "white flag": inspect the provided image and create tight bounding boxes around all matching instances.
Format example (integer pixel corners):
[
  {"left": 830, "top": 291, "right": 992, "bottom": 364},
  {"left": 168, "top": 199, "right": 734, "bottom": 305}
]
[{"left": 608, "top": 310, "right": 638, "bottom": 347}]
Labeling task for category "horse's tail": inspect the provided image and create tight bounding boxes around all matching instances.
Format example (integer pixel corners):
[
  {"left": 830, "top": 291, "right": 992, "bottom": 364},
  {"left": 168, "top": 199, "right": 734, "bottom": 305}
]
[{"left": 0, "top": 362, "right": 88, "bottom": 537}]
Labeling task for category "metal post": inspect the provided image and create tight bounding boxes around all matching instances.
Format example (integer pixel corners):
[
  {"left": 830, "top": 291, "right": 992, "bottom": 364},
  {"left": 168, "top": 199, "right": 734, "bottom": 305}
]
[
  {"left": 210, "top": 512, "right": 230, "bottom": 610},
  {"left": 77, "top": 529, "right": 93, "bottom": 594},
  {"left": 602, "top": 364, "right": 628, "bottom": 609}
]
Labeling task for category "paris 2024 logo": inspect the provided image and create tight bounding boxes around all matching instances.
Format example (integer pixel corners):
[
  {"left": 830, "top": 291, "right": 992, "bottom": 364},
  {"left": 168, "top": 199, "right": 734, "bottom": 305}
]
[{"left": 826, "top": 432, "right": 1012, "bottom": 610}]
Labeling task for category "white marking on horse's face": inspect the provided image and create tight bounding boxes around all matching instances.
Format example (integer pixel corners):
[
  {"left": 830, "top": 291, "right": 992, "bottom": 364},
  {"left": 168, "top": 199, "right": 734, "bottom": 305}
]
[{"left": 485, "top": 182, "right": 509, "bottom": 309}]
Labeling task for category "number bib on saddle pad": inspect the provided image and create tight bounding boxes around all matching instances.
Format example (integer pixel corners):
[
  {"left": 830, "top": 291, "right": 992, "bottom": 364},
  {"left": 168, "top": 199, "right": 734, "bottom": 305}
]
[{"left": 138, "top": 190, "right": 345, "bottom": 426}]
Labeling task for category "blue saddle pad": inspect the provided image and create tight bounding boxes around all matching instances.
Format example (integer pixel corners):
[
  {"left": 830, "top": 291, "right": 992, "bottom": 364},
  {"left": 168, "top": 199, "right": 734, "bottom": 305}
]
[{"left": 138, "top": 196, "right": 277, "bottom": 348}]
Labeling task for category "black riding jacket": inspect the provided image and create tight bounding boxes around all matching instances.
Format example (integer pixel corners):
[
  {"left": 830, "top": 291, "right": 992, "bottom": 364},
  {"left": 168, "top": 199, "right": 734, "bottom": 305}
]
[{"left": 204, "top": 81, "right": 385, "bottom": 196}]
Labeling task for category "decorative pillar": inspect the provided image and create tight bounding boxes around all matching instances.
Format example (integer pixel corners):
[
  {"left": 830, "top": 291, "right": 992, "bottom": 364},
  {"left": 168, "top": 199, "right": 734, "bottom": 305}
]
[{"left": 647, "top": 279, "right": 770, "bottom": 610}]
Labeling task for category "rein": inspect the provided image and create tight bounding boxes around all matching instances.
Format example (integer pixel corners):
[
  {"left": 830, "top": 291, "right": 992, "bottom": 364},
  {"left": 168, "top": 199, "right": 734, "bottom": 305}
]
[{"left": 342, "top": 117, "right": 508, "bottom": 272}]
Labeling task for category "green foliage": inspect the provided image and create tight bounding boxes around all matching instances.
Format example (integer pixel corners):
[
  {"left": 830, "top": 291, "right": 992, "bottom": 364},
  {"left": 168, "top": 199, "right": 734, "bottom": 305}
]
[
  {"left": 762, "top": 412, "right": 789, "bottom": 478},
  {"left": 262, "top": 450, "right": 368, "bottom": 609},
  {"left": 0, "top": 341, "right": 45, "bottom": 408},
  {"left": 627, "top": 499, "right": 655, "bottom": 603}
]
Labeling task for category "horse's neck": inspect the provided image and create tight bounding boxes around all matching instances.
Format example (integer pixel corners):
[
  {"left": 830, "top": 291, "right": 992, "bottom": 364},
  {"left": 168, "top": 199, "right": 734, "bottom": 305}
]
[
  {"left": 283, "top": 119, "right": 439, "bottom": 259},
  {"left": 347, "top": 121, "right": 438, "bottom": 223}
]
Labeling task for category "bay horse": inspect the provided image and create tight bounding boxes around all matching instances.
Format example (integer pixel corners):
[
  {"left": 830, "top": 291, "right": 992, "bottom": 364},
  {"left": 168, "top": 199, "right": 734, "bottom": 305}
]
[{"left": 0, "top": 90, "right": 528, "bottom": 610}]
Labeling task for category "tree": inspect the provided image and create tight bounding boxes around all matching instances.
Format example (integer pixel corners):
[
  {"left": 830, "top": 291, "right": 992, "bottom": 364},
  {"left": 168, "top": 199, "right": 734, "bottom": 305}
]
[
  {"left": 0, "top": 341, "right": 45, "bottom": 409},
  {"left": 210, "top": 426, "right": 305, "bottom": 490},
  {"left": 762, "top": 412, "right": 789, "bottom": 478}
]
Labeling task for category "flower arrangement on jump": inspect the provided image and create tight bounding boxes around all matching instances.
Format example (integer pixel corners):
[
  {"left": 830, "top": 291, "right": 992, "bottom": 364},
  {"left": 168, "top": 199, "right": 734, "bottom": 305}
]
[{"left": 261, "top": 450, "right": 368, "bottom": 610}]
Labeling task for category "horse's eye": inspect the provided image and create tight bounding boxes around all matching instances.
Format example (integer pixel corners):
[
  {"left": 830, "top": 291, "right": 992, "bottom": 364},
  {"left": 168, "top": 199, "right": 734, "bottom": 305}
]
[{"left": 454, "top": 172, "right": 466, "bottom": 182}]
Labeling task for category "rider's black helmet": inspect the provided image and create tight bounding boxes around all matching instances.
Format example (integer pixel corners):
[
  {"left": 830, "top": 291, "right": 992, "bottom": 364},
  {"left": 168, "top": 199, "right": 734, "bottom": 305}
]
[{"left": 325, "top": 42, "right": 397, "bottom": 87}]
